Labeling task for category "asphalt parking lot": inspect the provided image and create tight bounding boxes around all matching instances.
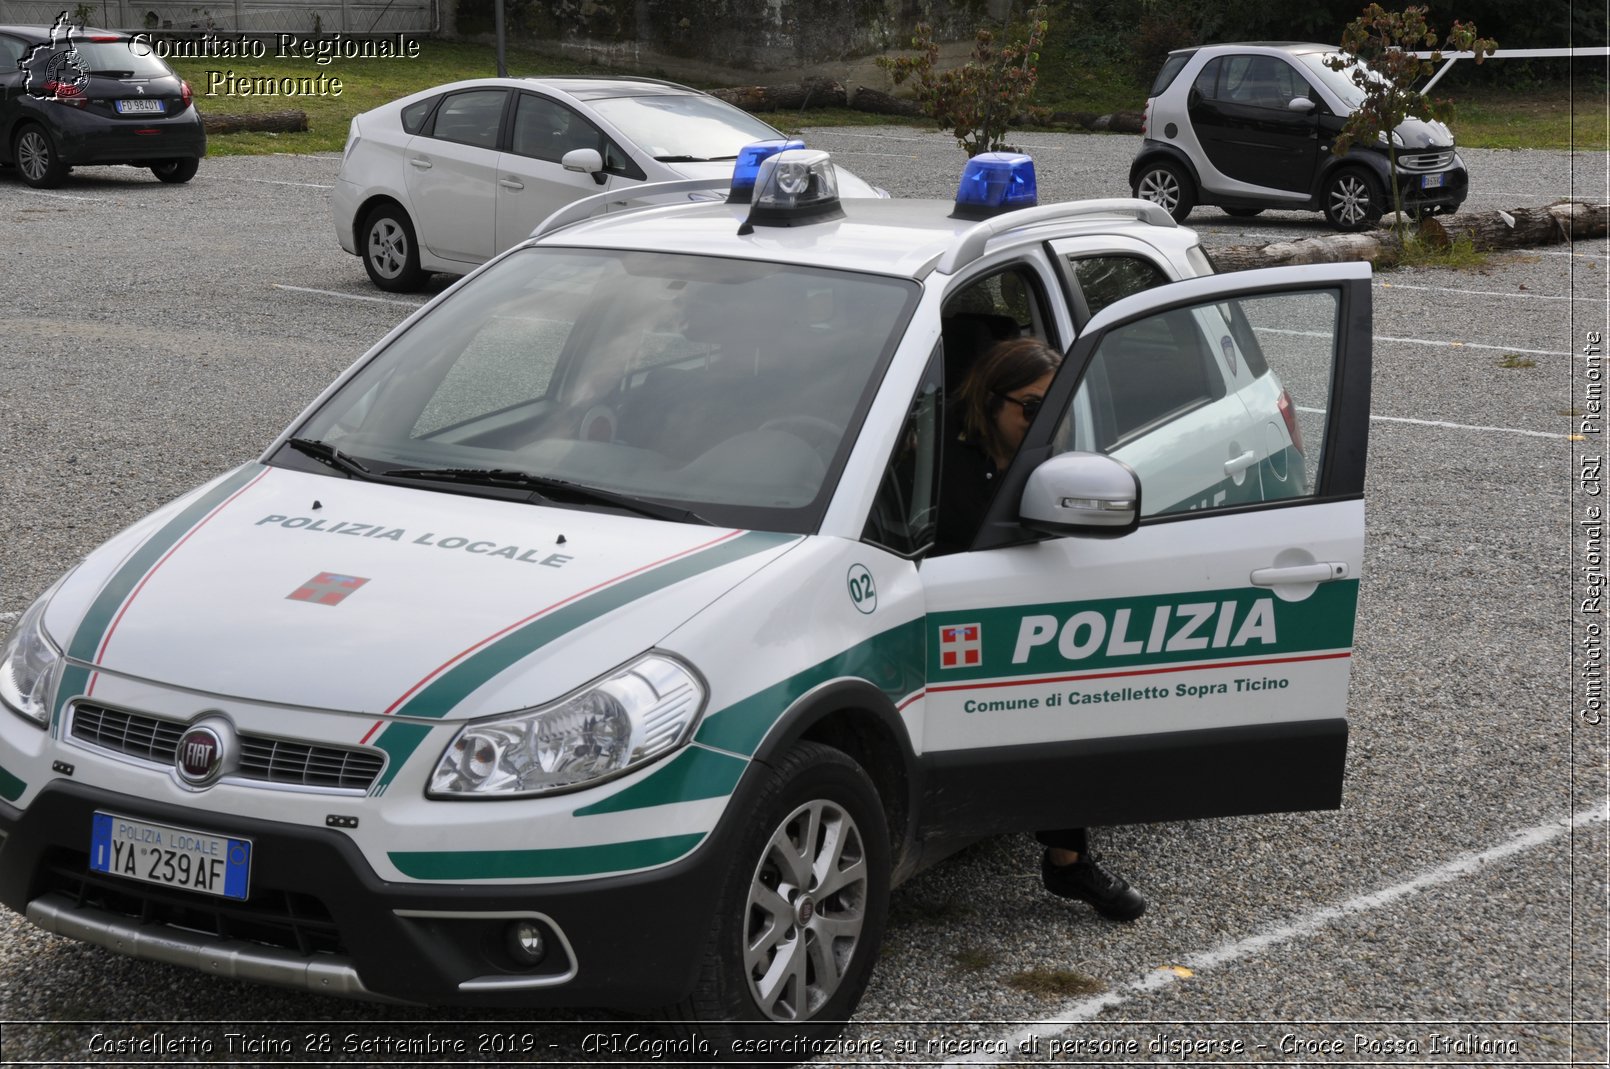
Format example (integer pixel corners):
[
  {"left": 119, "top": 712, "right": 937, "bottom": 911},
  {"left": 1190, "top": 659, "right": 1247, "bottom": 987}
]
[{"left": 0, "top": 128, "right": 1605, "bottom": 1064}]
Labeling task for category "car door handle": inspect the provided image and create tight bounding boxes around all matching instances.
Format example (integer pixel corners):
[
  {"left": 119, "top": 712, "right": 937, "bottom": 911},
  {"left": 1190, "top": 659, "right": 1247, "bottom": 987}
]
[
  {"left": 1224, "top": 450, "right": 1258, "bottom": 476},
  {"left": 408, "top": 157, "right": 432, "bottom": 170},
  {"left": 499, "top": 178, "right": 524, "bottom": 190},
  {"left": 1251, "top": 562, "right": 1350, "bottom": 586}
]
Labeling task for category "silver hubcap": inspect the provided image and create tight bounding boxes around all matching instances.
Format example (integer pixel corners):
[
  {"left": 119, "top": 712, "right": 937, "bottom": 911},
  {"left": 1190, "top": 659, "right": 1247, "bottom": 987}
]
[
  {"left": 1330, "top": 175, "right": 1371, "bottom": 225},
  {"left": 17, "top": 132, "right": 48, "bottom": 182},
  {"left": 1138, "top": 169, "right": 1179, "bottom": 212},
  {"left": 744, "top": 798, "right": 868, "bottom": 1022},
  {"left": 367, "top": 217, "right": 408, "bottom": 279}
]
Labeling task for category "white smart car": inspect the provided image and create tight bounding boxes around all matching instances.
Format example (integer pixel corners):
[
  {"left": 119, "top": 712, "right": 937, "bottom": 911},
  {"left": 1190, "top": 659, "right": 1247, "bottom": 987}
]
[
  {"left": 1, "top": 148, "right": 1372, "bottom": 1052},
  {"left": 330, "top": 75, "right": 886, "bottom": 291}
]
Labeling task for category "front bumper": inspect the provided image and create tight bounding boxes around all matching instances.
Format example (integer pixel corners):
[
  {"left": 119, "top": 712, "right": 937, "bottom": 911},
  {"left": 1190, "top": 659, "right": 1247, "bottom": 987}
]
[
  {"left": 0, "top": 778, "right": 743, "bottom": 1007},
  {"left": 1391, "top": 163, "right": 1468, "bottom": 212}
]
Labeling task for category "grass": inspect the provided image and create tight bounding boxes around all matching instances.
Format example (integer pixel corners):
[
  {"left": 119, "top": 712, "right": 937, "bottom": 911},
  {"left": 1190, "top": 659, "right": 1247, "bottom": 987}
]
[
  {"left": 1499, "top": 353, "right": 1539, "bottom": 369},
  {"left": 1006, "top": 967, "right": 1106, "bottom": 999},
  {"left": 1391, "top": 233, "right": 1488, "bottom": 270},
  {"left": 951, "top": 946, "right": 998, "bottom": 972},
  {"left": 169, "top": 38, "right": 1603, "bottom": 158}
]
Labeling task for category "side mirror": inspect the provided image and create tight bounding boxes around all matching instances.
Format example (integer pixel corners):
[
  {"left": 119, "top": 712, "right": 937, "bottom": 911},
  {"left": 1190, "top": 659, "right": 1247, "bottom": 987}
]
[
  {"left": 1019, "top": 452, "right": 1140, "bottom": 537},
  {"left": 562, "top": 148, "right": 606, "bottom": 185},
  {"left": 1287, "top": 97, "right": 1316, "bottom": 113}
]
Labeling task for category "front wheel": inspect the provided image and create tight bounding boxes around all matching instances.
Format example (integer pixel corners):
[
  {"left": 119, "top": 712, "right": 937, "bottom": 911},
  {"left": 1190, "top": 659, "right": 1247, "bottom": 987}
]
[
  {"left": 150, "top": 158, "right": 199, "bottom": 183},
  {"left": 1322, "top": 168, "right": 1383, "bottom": 231},
  {"left": 14, "top": 125, "right": 67, "bottom": 189},
  {"left": 1132, "top": 160, "right": 1195, "bottom": 222},
  {"left": 361, "top": 203, "right": 428, "bottom": 292},
  {"left": 671, "top": 742, "right": 890, "bottom": 1059}
]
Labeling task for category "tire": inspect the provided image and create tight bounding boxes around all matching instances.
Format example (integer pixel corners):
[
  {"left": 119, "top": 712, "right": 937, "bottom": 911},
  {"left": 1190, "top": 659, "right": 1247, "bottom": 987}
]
[
  {"left": 1224, "top": 207, "right": 1263, "bottom": 218},
  {"left": 361, "top": 203, "right": 428, "bottom": 292},
  {"left": 14, "top": 124, "right": 67, "bottom": 189},
  {"left": 1132, "top": 159, "right": 1195, "bottom": 222},
  {"left": 670, "top": 741, "right": 891, "bottom": 1060},
  {"left": 150, "top": 158, "right": 199, "bottom": 183},
  {"left": 1322, "top": 167, "right": 1383, "bottom": 232}
]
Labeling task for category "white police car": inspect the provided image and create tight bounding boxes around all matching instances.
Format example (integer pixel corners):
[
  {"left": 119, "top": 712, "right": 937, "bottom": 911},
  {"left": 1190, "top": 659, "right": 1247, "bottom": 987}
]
[{"left": 0, "top": 146, "right": 1372, "bottom": 1051}]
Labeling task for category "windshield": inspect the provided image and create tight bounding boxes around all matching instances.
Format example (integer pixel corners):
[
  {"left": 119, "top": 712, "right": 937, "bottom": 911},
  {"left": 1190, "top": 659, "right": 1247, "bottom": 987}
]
[
  {"left": 287, "top": 247, "right": 920, "bottom": 531},
  {"left": 587, "top": 94, "right": 785, "bottom": 160},
  {"left": 1295, "top": 52, "right": 1384, "bottom": 111}
]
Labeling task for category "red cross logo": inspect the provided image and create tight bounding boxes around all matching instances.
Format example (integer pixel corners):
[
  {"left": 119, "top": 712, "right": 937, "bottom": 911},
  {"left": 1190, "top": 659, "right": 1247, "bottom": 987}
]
[
  {"left": 287, "top": 572, "right": 370, "bottom": 606},
  {"left": 938, "top": 623, "right": 982, "bottom": 669}
]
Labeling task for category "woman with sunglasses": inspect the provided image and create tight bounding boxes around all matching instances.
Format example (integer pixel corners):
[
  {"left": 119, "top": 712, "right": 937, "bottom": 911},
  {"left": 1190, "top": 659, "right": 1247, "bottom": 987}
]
[{"left": 938, "top": 336, "right": 1148, "bottom": 923}]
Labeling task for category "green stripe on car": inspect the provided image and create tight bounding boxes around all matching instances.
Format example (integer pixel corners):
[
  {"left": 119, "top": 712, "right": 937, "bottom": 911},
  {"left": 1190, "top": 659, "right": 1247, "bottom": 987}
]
[
  {"left": 53, "top": 465, "right": 264, "bottom": 726},
  {"left": 368, "top": 530, "right": 798, "bottom": 793},
  {"left": 0, "top": 763, "right": 25, "bottom": 803},
  {"left": 390, "top": 832, "right": 706, "bottom": 880}
]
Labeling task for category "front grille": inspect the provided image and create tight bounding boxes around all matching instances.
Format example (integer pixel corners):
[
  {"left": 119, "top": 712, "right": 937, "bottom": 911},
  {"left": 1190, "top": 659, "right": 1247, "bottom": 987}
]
[
  {"left": 37, "top": 846, "right": 344, "bottom": 957},
  {"left": 70, "top": 702, "right": 384, "bottom": 792},
  {"left": 1397, "top": 149, "right": 1455, "bottom": 172}
]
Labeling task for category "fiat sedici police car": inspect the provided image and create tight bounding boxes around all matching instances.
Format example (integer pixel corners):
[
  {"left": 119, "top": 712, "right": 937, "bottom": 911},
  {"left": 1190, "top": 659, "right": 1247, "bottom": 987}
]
[{"left": 0, "top": 145, "right": 1372, "bottom": 1052}]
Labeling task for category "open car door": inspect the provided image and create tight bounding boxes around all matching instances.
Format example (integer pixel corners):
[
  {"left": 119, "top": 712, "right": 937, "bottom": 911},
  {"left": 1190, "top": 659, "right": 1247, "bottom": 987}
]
[{"left": 919, "top": 263, "right": 1372, "bottom": 837}]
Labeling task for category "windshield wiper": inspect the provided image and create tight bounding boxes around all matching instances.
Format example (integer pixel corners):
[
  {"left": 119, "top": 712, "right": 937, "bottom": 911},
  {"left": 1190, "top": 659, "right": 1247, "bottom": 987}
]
[
  {"left": 381, "top": 467, "right": 712, "bottom": 525},
  {"left": 286, "top": 437, "right": 376, "bottom": 480},
  {"left": 652, "top": 154, "right": 708, "bottom": 163},
  {"left": 88, "top": 69, "right": 135, "bottom": 77}
]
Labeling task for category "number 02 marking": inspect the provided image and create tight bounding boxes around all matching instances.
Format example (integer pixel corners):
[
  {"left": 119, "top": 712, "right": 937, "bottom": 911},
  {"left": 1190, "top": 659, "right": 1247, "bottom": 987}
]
[{"left": 847, "top": 564, "right": 877, "bottom": 614}]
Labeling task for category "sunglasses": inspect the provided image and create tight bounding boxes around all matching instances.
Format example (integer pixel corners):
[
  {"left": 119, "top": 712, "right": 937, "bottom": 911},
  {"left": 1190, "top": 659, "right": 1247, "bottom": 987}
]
[{"left": 995, "top": 392, "right": 1044, "bottom": 420}]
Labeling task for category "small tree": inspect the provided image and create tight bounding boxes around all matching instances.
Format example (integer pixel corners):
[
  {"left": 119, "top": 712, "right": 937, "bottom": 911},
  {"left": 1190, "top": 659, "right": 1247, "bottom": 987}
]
[
  {"left": 877, "top": 5, "right": 1050, "bottom": 158},
  {"left": 1325, "top": 4, "right": 1495, "bottom": 230}
]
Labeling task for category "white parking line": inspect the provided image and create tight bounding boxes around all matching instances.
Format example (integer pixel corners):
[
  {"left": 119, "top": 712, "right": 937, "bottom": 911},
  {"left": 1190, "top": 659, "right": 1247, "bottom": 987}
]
[
  {"left": 223, "top": 176, "right": 334, "bottom": 190},
  {"left": 11, "top": 188, "right": 95, "bottom": 202},
  {"left": 953, "top": 804, "right": 1607, "bottom": 1064},
  {"left": 1260, "top": 327, "right": 1571, "bottom": 359},
  {"left": 1378, "top": 281, "right": 1596, "bottom": 302},
  {"left": 273, "top": 284, "right": 426, "bottom": 308},
  {"left": 1297, "top": 407, "right": 1571, "bottom": 440}
]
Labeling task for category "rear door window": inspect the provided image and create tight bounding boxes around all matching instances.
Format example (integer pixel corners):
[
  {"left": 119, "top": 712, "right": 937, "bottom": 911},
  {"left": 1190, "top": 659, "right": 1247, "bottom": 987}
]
[{"left": 426, "top": 89, "right": 508, "bottom": 150}]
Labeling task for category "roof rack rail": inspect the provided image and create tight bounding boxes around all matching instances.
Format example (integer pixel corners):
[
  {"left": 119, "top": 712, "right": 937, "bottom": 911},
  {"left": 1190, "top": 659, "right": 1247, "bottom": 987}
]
[
  {"left": 530, "top": 177, "right": 732, "bottom": 241},
  {"left": 525, "top": 74, "right": 702, "bottom": 93},
  {"left": 936, "top": 198, "right": 1177, "bottom": 275}
]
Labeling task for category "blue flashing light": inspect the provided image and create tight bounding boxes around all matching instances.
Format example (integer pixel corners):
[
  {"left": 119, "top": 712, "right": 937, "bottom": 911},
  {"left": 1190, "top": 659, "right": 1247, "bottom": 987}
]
[
  {"left": 728, "top": 139, "right": 806, "bottom": 203},
  {"left": 952, "top": 152, "right": 1038, "bottom": 219}
]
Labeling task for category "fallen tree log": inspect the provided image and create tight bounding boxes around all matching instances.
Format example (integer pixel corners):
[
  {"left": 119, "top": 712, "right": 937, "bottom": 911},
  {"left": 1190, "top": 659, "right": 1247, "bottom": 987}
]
[
  {"left": 1419, "top": 199, "right": 1610, "bottom": 249},
  {"left": 707, "top": 79, "right": 846, "bottom": 112},
  {"left": 848, "top": 86, "right": 922, "bottom": 117},
  {"left": 1210, "top": 200, "right": 1609, "bottom": 272},
  {"left": 1210, "top": 231, "right": 1405, "bottom": 272},
  {"left": 200, "top": 109, "right": 308, "bottom": 135}
]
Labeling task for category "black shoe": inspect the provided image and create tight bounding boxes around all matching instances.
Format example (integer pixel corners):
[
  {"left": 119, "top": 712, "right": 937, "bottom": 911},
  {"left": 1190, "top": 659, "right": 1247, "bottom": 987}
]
[{"left": 1041, "top": 850, "right": 1147, "bottom": 922}]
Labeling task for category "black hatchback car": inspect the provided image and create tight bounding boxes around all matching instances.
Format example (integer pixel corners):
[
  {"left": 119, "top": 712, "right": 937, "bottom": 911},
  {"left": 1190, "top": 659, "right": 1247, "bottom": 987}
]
[
  {"left": 1130, "top": 43, "right": 1467, "bottom": 230},
  {"left": 0, "top": 21, "right": 204, "bottom": 188}
]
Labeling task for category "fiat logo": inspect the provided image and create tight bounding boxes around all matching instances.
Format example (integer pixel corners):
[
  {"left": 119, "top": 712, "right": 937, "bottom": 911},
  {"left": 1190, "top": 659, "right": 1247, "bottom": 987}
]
[{"left": 176, "top": 724, "right": 225, "bottom": 786}]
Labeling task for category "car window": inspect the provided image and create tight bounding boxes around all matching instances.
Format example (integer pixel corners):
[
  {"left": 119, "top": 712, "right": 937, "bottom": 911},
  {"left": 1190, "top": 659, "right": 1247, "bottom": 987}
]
[
  {"left": 1058, "top": 290, "right": 1339, "bottom": 517},
  {"left": 0, "top": 35, "right": 27, "bottom": 69},
  {"left": 512, "top": 93, "right": 600, "bottom": 162},
  {"left": 427, "top": 89, "right": 507, "bottom": 150},
  {"left": 1150, "top": 52, "right": 1194, "bottom": 97},
  {"left": 587, "top": 93, "right": 783, "bottom": 161},
  {"left": 1221, "top": 55, "right": 1308, "bottom": 109},
  {"left": 863, "top": 349, "right": 943, "bottom": 557},
  {"left": 1067, "top": 255, "right": 1171, "bottom": 320},
  {"left": 1191, "top": 57, "right": 1222, "bottom": 101},
  {"left": 940, "top": 264, "right": 1051, "bottom": 392},
  {"left": 292, "top": 248, "right": 920, "bottom": 532},
  {"left": 401, "top": 95, "right": 437, "bottom": 135}
]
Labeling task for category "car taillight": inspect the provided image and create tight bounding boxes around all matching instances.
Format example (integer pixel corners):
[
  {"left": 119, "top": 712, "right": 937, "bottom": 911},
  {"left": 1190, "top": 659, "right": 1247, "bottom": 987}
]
[
  {"left": 1277, "top": 388, "right": 1305, "bottom": 454},
  {"left": 180, "top": 80, "right": 193, "bottom": 111},
  {"left": 43, "top": 80, "right": 87, "bottom": 107}
]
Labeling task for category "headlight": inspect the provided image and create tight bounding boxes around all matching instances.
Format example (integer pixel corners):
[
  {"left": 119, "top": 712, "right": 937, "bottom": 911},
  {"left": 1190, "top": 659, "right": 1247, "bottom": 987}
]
[
  {"left": 428, "top": 654, "right": 705, "bottom": 798},
  {"left": 0, "top": 592, "right": 62, "bottom": 728}
]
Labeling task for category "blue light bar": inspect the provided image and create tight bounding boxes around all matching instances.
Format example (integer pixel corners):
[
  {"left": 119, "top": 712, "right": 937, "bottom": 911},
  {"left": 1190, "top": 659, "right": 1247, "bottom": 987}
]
[
  {"left": 952, "top": 152, "right": 1038, "bottom": 219},
  {"left": 728, "top": 139, "right": 806, "bottom": 203}
]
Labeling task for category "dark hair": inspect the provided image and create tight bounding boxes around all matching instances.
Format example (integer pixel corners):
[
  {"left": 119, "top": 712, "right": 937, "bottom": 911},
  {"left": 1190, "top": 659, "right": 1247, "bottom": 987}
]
[{"left": 956, "top": 337, "right": 1062, "bottom": 463}]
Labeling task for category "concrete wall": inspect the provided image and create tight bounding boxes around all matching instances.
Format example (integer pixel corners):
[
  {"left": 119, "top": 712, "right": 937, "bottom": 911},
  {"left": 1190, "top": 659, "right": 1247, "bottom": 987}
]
[{"left": 445, "top": 0, "right": 1010, "bottom": 78}]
